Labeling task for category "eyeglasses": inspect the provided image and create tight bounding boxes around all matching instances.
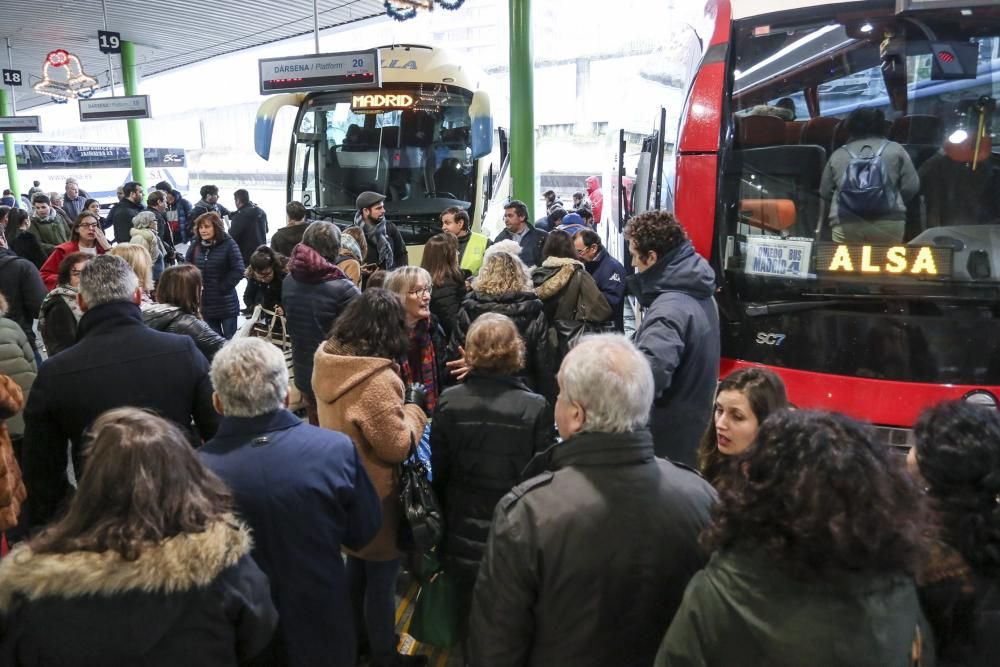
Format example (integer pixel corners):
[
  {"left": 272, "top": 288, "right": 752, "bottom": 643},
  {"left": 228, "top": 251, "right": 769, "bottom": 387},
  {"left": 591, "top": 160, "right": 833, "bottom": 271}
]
[
  {"left": 70, "top": 269, "right": 83, "bottom": 277},
  {"left": 408, "top": 286, "right": 432, "bottom": 297},
  {"left": 79, "top": 222, "right": 100, "bottom": 229}
]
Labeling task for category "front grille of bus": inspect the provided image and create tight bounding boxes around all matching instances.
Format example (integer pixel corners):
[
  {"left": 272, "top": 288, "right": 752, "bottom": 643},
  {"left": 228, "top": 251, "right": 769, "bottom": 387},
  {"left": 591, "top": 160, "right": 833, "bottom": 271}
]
[{"left": 872, "top": 425, "right": 914, "bottom": 451}]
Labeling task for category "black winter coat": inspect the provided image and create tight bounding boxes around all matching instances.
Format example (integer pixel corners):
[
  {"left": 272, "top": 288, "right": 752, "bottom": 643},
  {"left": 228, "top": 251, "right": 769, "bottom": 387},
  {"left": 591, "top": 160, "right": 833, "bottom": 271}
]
[
  {"left": 186, "top": 237, "right": 246, "bottom": 320},
  {"left": 243, "top": 270, "right": 285, "bottom": 313},
  {"left": 143, "top": 304, "right": 228, "bottom": 361},
  {"left": 110, "top": 198, "right": 144, "bottom": 245},
  {"left": 10, "top": 232, "right": 45, "bottom": 270},
  {"left": 0, "top": 250, "right": 46, "bottom": 347},
  {"left": 21, "top": 301, "right": 219, "bottom": 528},
  {"left": 451, "top": 291, "right": 553, "bottom": 402},
  {"left": 469, "top": 429, "right": 717, "bottom": 667},
  {"left": 0, "top": 519, "right": 277, "bottom": 667},
  {"left": 229, "top": 204, "right": 269, "bottom": 265},
  {"left": 430, "top": 373, "right": 551, "bottom": 586},
  {"left": 429, "top": 279, "right": 466, "bottom": 340}
]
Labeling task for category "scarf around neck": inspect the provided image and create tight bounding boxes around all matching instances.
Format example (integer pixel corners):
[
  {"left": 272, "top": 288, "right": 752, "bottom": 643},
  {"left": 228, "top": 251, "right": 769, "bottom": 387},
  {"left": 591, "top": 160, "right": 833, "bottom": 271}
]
[
  {"left": 401, "top": 318, "right": 438, "bottom": 412},
  {"left": 353, "top": 210, "right": 393, "bottom": 269}
]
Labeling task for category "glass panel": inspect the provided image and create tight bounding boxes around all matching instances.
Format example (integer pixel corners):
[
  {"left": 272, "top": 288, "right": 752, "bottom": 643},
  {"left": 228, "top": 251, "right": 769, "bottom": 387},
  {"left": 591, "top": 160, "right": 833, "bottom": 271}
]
[{"left": 724, "top": 8, "right": 1000, "bottom": 287}]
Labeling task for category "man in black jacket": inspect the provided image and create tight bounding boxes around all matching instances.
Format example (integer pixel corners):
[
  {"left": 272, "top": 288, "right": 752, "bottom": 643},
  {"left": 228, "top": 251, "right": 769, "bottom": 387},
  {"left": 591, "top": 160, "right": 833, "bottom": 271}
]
[
  {"left": 229, "top": 188, "right": 268, "bottom": 265},
  {"left": 110, "top": 181, "right": 144, "bottom": 245},
  {"left": 493, "top": 199, "right": 547, "bottom": 268},
  {"left": 0, "top": 240, "right": 46, "bottom": 363},
  {"left": 469, "top": 335, "right": 716, "bottom": 667},
  {"left": 21, "top": 255, "right": 218, "bottom": 528},
  {"left": 189, "top": 184, "right": 231, "bottom": 239}
]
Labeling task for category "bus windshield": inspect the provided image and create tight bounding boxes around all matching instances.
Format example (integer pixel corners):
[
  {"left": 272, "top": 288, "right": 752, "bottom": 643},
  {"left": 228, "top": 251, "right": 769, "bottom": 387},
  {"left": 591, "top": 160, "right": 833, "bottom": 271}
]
[
  {"left": 293, "top": 84, "right": 475, "bottom": 223},
  {"left": 722, "top": 5, "right": 1000, "bottom": 295}
]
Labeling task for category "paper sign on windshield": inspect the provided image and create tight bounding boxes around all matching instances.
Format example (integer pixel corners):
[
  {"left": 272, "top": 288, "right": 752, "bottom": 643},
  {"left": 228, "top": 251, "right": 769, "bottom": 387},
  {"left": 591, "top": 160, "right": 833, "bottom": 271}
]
[{"left": 745, "top": 237, "right": 812, "bottom": 279}]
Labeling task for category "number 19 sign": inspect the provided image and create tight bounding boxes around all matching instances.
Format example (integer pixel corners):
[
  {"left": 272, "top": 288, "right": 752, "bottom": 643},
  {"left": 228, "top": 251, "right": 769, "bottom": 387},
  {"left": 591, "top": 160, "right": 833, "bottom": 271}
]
[{"left": 258, "top": 49, "right": 380, "bottom": 95}]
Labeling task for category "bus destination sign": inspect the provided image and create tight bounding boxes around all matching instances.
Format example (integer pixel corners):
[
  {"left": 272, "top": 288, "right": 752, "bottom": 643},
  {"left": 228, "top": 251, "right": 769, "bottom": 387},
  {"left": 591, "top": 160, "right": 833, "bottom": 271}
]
[
  {"left": 815, "top": 243, "right": 953, "bottom": 278},
  {"left": 259, "top": 50, "right": 380, "bottom": 95},
  {"left": 745, "top": 237, "right": 812, "bottom": 280},
  {"left": 351, "top": 93, "right": 415, "bottom": 113}
]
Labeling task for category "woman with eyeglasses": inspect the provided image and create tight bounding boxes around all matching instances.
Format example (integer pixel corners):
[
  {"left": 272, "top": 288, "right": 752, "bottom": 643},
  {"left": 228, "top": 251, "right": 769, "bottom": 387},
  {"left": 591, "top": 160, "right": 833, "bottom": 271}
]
[
  {"left": 384, "top": 266, "right": 449, "bottom": 413},
  {"left": 38, "top": 212, "right": 109, "bottom": 291},
  {"left": 38, "top": 252, "right": 94, "bottom": 358}
]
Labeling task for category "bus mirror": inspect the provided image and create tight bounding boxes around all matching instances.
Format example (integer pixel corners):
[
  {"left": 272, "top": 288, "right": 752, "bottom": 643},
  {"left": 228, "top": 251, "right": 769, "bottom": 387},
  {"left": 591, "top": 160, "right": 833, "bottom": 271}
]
[
  {"left": 470, "top": 90, "right": 494, "bottom": 159},
  {"left": 255, "top": 93, "right": 307, "bottom": 160}
]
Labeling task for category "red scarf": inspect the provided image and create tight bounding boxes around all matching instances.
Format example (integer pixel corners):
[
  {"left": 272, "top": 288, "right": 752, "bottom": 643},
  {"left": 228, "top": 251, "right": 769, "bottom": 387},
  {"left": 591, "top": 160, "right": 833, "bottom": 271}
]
[{"left": 401, "top": 318, "right": 438, "bottom": 412}]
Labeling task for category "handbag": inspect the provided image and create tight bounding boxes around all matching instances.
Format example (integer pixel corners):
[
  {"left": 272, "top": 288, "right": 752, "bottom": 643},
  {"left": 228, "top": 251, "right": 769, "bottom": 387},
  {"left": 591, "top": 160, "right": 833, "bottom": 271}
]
[
  {"left": 398, "top": 435, "right": 444, "bottom": 554},
  {"left": 553, "top": 318, "right": 611, "bottom": 358},
  {"left": 409, "top": 552, "right": 460, "bottom": 649}
]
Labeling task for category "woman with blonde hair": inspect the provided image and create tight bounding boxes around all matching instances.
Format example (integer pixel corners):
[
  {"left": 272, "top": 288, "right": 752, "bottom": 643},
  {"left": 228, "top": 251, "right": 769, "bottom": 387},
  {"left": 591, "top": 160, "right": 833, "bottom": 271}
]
[
  {"left": 0, "top": 407, "right": 277, "bottom": 664},
  {"left": 109, "top": 243, "right": 154, "bottom": 304},
  {"left": 430, "top": 313, "right": 551, "bottom": 643},
  {"left": 451, "top": 242, "right": 553, "bottom": 400}
]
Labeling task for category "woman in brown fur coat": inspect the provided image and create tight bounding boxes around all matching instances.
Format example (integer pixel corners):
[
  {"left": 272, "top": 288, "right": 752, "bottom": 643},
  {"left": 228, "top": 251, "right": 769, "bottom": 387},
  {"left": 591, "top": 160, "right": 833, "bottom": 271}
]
[
  {"left": 0, "top": 374, "right": 26, "bottom": 533},
  {"left": 313, "top": 288, "right": 428, "bottom": 667}
]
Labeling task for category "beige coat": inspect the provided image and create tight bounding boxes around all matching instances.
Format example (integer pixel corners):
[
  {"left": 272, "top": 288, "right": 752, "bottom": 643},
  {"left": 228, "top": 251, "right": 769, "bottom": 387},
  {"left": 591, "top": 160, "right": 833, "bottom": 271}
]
[
  {"left": 313, "top": 340, "right": 427, "bottom": 561},
  {"left": 0, "top": 374, "right": 27, "bottom": 531}
]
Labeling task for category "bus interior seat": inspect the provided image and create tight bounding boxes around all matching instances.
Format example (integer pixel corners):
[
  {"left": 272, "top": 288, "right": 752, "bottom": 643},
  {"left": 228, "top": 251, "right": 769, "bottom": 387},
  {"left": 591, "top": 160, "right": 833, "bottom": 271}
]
[
  {"left": 917, "top": 135, "right": 1000, "bottom": 234},
  {"left": 785, "top": 120, "right": 807, "bottom": 144},
  {"left": 440, "top": 126, "right": 470, "bottom": 149},
  {"left": 434, "top": 157, "right": 469, "bottom": 199},
  {"left": 380, "top": 127, "right": 400, "bottom": 148},
  {"left": 800, "top": 117, "right": 841, "bottom": 152},
  {"left": 733, "top": 114, "right": 826, "bottom": 237},
  {"left": 891, "top": 115, "right": 944, "bottom": 169},
  {"left": 400, "top": 111, "right": 436, "bottom": 193}
]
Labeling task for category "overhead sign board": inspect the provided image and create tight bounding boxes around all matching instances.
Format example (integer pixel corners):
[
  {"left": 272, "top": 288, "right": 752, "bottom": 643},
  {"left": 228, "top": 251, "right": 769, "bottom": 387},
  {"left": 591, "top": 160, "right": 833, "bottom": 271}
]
[
  {"left": 79, "top": 95, "right": 151, "bottom": 121},
  {"left": 2, "top": 69, "right": 22, "bottom": 86},
  {"left": 0, "top": 116, "right": 41, "bottom": 133},
  {"left": 97, "top": 30, "right": 122, "bottom": 54},
  {"left": 258, "top": 49, "right": 380, "bottom": 95}
]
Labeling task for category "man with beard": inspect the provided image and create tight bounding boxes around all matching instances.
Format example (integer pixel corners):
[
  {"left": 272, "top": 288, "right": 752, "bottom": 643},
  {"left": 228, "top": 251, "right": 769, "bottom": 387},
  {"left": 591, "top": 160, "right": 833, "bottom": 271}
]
[{"left": 352, "top": 191, "right": 407, "bottom": 272}]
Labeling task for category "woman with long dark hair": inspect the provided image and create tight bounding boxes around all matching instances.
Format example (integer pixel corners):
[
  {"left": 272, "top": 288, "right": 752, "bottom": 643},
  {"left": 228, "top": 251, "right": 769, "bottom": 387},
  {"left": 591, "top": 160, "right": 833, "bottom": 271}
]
[
  {"left": 39, "top": 211, "right": 109, "bottom": 290},
  {"left": 910, "top": 401, "right": 1000, "bottom": 666},
  {"left": 657, "top": 410, "right": 926, "bottom": 666},
  {"left": 0, "top": 408, "right": 277, "bottom": 665},
  {"left": 312, "top": 289, "right": 429, "bottom": 667},
  {"left": 185, "top": 212, "right": 245, "bottom": 339},
  {"left": 144, "top": 264, "right": 227, "bottom": 361},
  {"left": 696, "top": 367, "right": 788, "bottom": 487},
  {"left": 420, "top": 233, "right": 467, "bottom": 339},
  {"left": 38, "top": 252, "right": 94, "bottom": 357}
]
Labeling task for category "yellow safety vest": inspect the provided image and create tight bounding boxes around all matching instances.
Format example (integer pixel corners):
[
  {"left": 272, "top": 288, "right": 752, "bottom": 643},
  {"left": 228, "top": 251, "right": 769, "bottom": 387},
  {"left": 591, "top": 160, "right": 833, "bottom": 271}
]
[{"left": 459, "top": 232, "right": 488, "bottom": 275}]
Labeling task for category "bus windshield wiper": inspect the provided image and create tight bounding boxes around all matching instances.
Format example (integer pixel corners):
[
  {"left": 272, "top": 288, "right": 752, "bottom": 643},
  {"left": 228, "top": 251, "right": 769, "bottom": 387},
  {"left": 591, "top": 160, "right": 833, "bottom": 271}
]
[{"left": 744, "top": 300, "right": 848, "bottom": 317}]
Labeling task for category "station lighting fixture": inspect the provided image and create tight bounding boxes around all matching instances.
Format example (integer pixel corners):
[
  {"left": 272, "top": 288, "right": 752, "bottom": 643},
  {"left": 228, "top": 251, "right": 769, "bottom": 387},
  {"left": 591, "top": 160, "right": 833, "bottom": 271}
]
[
  {"left": 384, "top": 0, "right": 466, "bottom": 22},
  {"left": 32, "top": 49, "right": 99, "bottom": 103}
]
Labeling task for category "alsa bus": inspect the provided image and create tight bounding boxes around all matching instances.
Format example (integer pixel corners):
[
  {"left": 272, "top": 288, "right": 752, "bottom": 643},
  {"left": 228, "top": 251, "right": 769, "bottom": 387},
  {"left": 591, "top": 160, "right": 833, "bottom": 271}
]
[
  {"left": 676, "top": 0, "right": 1000, "bottom": 442},
  {"left": 0, "top": 142, "right": 188, "bottom": 206},
  {"left": 254, "top": 44, "right": 509, "bottom": 262}
]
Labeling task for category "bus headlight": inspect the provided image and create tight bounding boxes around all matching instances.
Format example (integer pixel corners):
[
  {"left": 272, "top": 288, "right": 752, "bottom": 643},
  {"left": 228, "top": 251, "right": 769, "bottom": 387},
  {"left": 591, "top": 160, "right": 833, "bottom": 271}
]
[{"left": 964, "top": 390, "right": 998, "bottom": 409}]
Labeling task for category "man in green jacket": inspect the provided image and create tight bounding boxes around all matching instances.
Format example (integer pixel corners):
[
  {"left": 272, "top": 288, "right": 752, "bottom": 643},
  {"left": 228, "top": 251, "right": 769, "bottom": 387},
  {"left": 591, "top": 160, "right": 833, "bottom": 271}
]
[{"left": 27, "top": 194, "right": 70, "bottom": 257}]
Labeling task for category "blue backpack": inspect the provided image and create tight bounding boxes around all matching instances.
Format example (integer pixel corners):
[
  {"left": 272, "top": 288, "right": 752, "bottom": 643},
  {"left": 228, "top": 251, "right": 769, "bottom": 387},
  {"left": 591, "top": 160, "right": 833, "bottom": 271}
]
[{"left": 837, "top": 140, "right": 898, "bottom": 221}]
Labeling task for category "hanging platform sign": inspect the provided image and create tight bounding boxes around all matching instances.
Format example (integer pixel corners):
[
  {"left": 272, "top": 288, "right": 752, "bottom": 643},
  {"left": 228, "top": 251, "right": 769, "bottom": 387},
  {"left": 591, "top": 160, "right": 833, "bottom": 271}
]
[
  {"left": 0, "top": 116, "right": 41, "bottom": 132},
  {"left": 79, "top": 95, "right": 151, "bottom": 121},
  {"left": 258, "top": 49, "right": 380, "bottom": 95}
]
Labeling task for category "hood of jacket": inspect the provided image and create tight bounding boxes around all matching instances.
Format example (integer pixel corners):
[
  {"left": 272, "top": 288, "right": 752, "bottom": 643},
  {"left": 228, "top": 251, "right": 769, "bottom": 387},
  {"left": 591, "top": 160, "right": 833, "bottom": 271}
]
[
  {"left": 0, "top": 517, "right": 252, "bottom": 612},
  {"left": 627, "top": 241, "right": 715, "bottom": 308},
  {"left": 532, "top": 256, "right": 583, "bottom": 301},
  {"left": 312, "top": 339, "right": 398, "bottom": 405},
  {"left": 141, "top": 303, "right": 185, "bottom": 331},
  {"left": 288, "top": 243, "right": 349, "bottom": 284},
  {"left": 30, "top": 208, "right": 59, "bottom": 225},
  {"left": 465, "top": 290, "right": 544, "bottom": 321},
  {"left": 585, "top": 175, "right": 600, "bottom": 194}
]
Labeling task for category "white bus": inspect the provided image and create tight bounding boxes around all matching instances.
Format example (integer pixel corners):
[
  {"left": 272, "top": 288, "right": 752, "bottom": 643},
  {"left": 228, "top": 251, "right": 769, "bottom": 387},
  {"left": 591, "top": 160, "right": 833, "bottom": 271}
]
[{"left": 254, "top": 44, "right": 509, "bottom": 262}]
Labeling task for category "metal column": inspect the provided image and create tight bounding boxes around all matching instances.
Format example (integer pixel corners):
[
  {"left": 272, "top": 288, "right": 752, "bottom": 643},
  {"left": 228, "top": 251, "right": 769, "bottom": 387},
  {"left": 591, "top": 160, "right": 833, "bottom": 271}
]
[
  {"left": 120, "top": 40, "right": 146, "bottom": 186},
  {"left": 509, "top": 0, "right": 535, "bottom": 220},
  {"left": 0, "top": 90, "right": 20, "bottom": 207}
]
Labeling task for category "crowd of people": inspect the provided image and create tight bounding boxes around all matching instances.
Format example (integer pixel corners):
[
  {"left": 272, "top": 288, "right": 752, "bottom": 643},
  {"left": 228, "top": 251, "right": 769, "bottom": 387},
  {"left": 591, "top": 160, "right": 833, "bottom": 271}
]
[{"left": 0, "top": 176, "right": 993, "bottom": 667}]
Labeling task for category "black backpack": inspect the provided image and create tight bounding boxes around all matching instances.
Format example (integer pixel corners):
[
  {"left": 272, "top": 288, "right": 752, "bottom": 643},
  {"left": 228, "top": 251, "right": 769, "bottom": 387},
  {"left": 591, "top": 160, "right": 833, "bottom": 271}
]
[{"left": 837, "top": 140, "right": 898, "bottom": 221}]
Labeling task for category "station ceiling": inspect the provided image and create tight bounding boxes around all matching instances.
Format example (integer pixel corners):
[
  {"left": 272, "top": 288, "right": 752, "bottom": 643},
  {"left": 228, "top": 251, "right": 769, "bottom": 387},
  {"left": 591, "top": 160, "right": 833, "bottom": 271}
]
[{"left": 1, "top": 0, "right": 388, "bottom": 111}]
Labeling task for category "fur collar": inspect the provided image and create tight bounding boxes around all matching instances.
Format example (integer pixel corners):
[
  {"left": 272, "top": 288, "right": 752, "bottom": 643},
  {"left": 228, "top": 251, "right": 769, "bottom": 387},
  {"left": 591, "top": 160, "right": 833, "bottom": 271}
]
[
  {"left": 534, "top": 257, "right": 582, "bottom": 300},
  {"left": 0, "top": 517, "right": 252, "bottom": 611}
]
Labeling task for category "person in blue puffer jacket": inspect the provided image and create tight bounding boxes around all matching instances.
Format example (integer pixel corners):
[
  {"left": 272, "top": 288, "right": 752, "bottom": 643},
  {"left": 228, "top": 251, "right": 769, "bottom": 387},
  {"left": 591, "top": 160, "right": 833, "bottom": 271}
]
[{"left": 185, "top": 212, "right": 244, "bottom": 339}]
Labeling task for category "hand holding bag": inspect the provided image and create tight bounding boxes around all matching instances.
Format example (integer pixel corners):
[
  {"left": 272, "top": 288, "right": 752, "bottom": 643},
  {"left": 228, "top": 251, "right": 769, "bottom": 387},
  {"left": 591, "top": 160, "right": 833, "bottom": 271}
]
[{"left": 398, "top": 435, "right": 444, "bottom": 554}]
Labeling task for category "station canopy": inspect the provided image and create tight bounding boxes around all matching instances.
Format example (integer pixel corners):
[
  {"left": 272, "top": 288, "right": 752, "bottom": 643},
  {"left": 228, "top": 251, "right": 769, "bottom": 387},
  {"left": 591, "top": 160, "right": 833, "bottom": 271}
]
[{"left": 1, "top": 0, "right": 388, "bottom": 110}]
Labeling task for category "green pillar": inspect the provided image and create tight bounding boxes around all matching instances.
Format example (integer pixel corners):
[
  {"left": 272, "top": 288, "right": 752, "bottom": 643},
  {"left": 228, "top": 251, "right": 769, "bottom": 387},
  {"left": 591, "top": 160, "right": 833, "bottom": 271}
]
[
  {"left": 121, "top": 41, "right": 146, "bottom": 187},
  {"left": 509, "top": 0, "right": 535, "bottom": 221},
  {"left": 0, "top": 90, "right": 20, "bottom": 207}
]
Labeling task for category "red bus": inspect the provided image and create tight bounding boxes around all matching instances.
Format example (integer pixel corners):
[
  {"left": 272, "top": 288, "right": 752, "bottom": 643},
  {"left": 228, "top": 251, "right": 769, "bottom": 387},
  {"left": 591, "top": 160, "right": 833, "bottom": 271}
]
[{"left": 676, "top": 0, "right": 1000, "bottom": 443}]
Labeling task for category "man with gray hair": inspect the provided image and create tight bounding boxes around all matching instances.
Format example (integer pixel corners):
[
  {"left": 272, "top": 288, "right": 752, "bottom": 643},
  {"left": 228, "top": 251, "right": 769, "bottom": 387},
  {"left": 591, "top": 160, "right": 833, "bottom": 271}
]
[
  {"left": 22, "top": 254, "right": 218, "bottom": 528},
  {"left": 200, "top": 338, "right": 380, "bottom": 667},
  {"left": 469, "top": 334, "right": 716, "bottom": 667},
  {"left": 282, "top": 220, "right": 360, "bottom": 424}
]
